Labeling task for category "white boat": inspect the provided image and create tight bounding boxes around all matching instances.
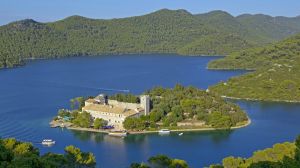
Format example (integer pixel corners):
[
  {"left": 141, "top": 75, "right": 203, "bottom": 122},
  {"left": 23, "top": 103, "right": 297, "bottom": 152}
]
[
  {"left": 108, "top": 131, "right": 127, "bottom": 137},
  {"left": 178, "top": 133, "right": 183, "bottom": 136},
  {"left": 158, "top": 129, "right": 171, "bottom": 134},
  {"left": 42, "top": 139, "right": 55, "bottom": 146}
]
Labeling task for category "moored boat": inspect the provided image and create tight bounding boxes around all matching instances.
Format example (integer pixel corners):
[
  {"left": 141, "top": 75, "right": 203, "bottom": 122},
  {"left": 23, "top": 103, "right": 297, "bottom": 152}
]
[
  {"left": 108, "top": 131, "right": 127, "bottom": 137},
  {"left": 158, "top": 129, "right": 171, "bottom": 134},
  {"left": 42, "top": 139, "right": 55, "bottom": 146},
  {"left": 178, "top": 133, "right": 183, "bottom": 136}
]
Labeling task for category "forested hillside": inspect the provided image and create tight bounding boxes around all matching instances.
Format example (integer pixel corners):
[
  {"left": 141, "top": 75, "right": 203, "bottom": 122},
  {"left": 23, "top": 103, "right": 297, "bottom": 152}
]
[
  {"left": 1, "top": 9, "right": 300, "bottom": 68},
  {"left": 208, "top": 33, "right": 300, "bottom": 70},
  {"left": 208, "top": 33, "right": 300, "bottom": 101}
]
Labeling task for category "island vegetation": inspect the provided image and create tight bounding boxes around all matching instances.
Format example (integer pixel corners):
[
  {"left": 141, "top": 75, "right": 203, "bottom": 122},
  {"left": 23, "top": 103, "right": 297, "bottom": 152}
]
[
  {"left": 0, "top": 138, "right": 96, "bottom": 168},
  {"left": 123, "top": 84, "right": 249, "bottom": 131},
  {"left": 109, "top": 93, "right": 140, "bottom": 104},
  {"left": 51, "top": 96, "right": 103, "bottom": 129},
  {"left": 1, "top": 9, "right": 300, "bottom": 69},
  {"left": 208, "top": 33, "right": 300, "bottom": 102},
  {"left": 53, "top": 97, "right": 108, "bottom": 129},
  {"left": 52, "top": 84, "right": 249, "bottom": 133}
]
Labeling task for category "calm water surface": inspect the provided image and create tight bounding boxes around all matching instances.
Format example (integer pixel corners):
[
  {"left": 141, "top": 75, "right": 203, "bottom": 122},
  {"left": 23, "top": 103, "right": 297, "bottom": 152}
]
[{"left": 0, "top": 54, "right": 299, "bottom": 168}]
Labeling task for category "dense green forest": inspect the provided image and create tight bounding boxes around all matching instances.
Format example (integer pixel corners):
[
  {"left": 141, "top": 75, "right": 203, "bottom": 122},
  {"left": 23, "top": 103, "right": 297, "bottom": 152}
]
[
  {"left": 1, "top": 9, "right": 300, "bottom": 68},
  {"left": 208, "top": 33, "right": 300, "bottom": 70},
  {"left": 0, "top": 138, "right": 96, "bottom": 168},
  {"left": 129, "top": 155, "right": 189, "bottom": 168},
  {"left": 123, "top": 84, "right": 248, "bottom": 131},
  {"left": 209, "top": 135, "right": 300, "bottom": 168},
  {"left": 208, "top": 33, "right": 300, "bottom": 101}
]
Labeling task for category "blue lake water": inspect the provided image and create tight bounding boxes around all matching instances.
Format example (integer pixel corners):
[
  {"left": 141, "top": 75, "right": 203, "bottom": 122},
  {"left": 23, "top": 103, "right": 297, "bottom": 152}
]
[{"left": 0, "top": 54, "right": 299, "bottom": 168}]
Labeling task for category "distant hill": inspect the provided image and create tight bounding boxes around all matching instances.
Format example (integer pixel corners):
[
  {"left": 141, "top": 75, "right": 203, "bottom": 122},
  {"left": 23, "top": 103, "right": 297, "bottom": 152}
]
[
  {"left": 208, "top": 33, "right": 300, "bottom": 102},
  {"left": 1, "top": 9, "right": 300, "bottom": 68},
  {"left": 208, "top": 33, "right": 300, "bottom": 69}
]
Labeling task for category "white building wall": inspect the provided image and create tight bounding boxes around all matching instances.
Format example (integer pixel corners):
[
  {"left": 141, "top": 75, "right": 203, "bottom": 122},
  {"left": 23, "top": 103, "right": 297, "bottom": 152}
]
[{"left": 84, "top": 109, "right": 126, "bottom": 126}]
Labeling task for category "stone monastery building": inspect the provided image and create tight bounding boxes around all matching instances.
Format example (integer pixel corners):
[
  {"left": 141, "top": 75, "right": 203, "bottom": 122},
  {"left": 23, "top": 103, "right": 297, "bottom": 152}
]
[{"left": 82, "top": 94, "right": 150, "bottom": 129}]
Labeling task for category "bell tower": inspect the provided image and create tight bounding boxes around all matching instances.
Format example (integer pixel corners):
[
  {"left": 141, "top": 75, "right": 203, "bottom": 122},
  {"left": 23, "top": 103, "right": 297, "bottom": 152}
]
[{"left": 140, "top": 95, "right": 150, "bottom": 115}]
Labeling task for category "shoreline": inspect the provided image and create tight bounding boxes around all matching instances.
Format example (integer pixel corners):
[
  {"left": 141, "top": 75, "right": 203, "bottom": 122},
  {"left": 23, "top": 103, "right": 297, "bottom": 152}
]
[
  {"left": 61, "top": 118, "right": 251, "bottom": 135},
  {"left": 222, "top": 95, "right": 300, "bottom": 104},
  {"left": 1, "top": 54, "right": 222, "bottom": 70}
]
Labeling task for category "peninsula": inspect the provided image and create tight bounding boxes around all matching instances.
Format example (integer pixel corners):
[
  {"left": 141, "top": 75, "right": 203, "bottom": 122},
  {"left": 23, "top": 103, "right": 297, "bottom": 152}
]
[
  {"left": 208, "top": 33, "right": 300, "bottom": 102},
  {"left": 50, "top": 84, "right": 250, "bottom": 134}
]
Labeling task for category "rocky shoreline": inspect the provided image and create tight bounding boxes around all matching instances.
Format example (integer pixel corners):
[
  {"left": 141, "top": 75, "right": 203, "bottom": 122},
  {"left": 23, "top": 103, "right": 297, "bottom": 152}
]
[
  {"left": 221, "top": 96, "right": 300, "bottom": 103},
  {"left": 50, "top": 118, "right": 251, "bottom": 135}
]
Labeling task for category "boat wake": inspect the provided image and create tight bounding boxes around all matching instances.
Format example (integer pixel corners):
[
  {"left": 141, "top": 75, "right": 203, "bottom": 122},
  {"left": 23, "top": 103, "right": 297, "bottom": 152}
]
[{"left": 32, "top": 80, "right": 130, "bottom": 93}]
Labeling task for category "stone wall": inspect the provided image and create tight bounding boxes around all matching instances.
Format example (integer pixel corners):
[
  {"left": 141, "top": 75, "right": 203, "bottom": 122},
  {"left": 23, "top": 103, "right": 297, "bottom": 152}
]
[
  {"left": 107, "top": 100, "right": 141, "bottom": 109},
  {"left": 177, "top": 121, "right": 205, "bottom": 127}
]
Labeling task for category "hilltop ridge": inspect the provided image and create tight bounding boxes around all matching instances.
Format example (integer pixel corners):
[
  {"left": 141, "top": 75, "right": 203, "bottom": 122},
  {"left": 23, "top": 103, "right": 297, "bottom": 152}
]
[{"left": 1, "top": 9, "right": 300, "bottom": 68}]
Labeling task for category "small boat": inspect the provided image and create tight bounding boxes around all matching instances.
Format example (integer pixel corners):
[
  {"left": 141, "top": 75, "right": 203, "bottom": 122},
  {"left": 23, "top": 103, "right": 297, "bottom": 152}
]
[
  {"left": 158, "top": 129, "right": 171, "bottom": 134},
  {"left": 108, "top": 131, "right": 127, "bottom": 137},
  {"left": 42, "top": 139, "right": 55, "bottom": 146},
  {"left": 178, "top": 133, "right": 183, "bottom": 136}
]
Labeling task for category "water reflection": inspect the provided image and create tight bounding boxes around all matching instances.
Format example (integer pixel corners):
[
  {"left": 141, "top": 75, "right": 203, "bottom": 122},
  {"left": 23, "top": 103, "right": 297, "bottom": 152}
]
[
  {"left": 71, "top": 130, "right": 105, "bottom": 142},
  {"left": 71, "top": 129, "right": 233, "bottom": 146},
  {"left": 124, "top": 134, "right": 147, "bottom": 143}
]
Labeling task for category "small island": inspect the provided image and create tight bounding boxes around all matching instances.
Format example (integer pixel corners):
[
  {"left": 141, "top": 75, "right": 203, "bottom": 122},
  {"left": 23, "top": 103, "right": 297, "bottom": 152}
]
[{"left": 50, "top": 84, "right": 250, "bottom": 135}]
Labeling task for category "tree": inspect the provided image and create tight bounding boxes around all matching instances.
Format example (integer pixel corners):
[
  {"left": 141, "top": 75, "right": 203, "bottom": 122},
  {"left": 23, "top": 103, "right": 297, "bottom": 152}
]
[
  {"left": 2, "top": 138, "right": 17, "bottom": 150},
  {"left": 72, "top": 111, "right": 92, "bottom": 128},
  {"left": 70, "top": 97, "right": 86, "bottom": 110},
  {"left": 208, "top": 112, "right": 233, "bottom": 129},
  {"left": 222, "top": 157, "right": 244, "bottom": 168},
  {"left": 211, "top": 137, "right": 300, "bottom": 168},
  {"left": 148, "top": 155, "right": 172, "bottom": 168},
  {"left": 40, "top": 153, "right": 68, "bottom": 168},
  {"left": 0, "top": 138, "right": 97, "bottom": 168},
  {"left": 64, "top": 145, "right": 96, "bottom": 168},
  {"left": 249, "top": 161, "right": 281, "bottom": 168},
  {"left": 295, "top": 135, "right": 300, "bottom": 161},
  {"left": 94, "top": 118, "right": 107, "bottom": 129},
  {"left": 281, "top": 156, "right": 300, "bottom": 168},
  {"left": 123, "top": 117, "right": 147, "bottom": 131},
  {"left": 130, "top": 163, "right": 150, "bottom": 168},
  {"left": 170, "top": 159, "right": 189, "bottom": 168},
  {"left": 0, "top": 142, "right": 13, "bottom": 166},
  {"left": 149, "top": 110, "right": 164, "bottom": 122},
  {"left": 13, "top": 142, "right": 39, "bottom": 156},
  {"left": 209, "top": 165, "right": 224, "bottom": 168},
  {"left": 58, "top": 109, "right": 70, "bottom": 118}
]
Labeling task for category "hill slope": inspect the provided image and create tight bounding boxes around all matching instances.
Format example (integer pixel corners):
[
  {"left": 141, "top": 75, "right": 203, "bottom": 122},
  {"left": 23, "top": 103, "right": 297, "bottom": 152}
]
[
  {"left": 1, "top": 9, "right": 300, "bottom": 68},
  {"left": 208, "top": 33, "right": 300, "bottom": 102}
]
